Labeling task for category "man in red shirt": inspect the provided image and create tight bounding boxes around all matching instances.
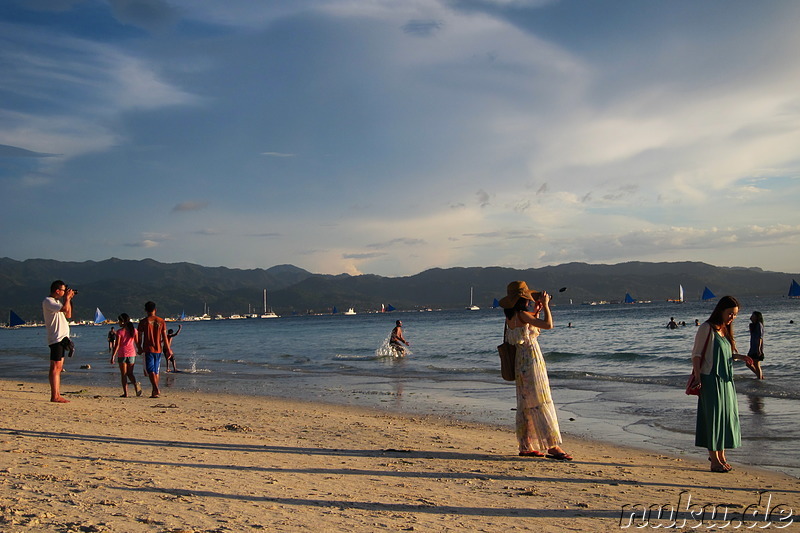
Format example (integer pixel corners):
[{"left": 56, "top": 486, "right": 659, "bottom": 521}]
[{"left": 136, "top": 301, "right": 172, "bottom": 398}]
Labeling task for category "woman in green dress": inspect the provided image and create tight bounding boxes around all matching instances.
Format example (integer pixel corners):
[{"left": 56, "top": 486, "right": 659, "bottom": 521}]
[{"left": 690, "top": 295, "right": 753, "bottom": 472}]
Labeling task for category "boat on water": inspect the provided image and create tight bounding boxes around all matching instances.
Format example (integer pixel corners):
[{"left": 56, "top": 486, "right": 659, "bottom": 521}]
[
  {"left": 93, "top": 308, "right": 107, "bottom": 324},
  {"left": 466, "top": 287, "right": 480, "bottom": 310},
  {"left": 260, "top": 289, "right": 279, "bottom": 318},
  {"left": 789, "top": 279, "right": 800, "bottom": 298},
  {"left": 4, "top": 310, "right": 26, "bottom": 328},
  {"left": 667, "top": 284, "right": 685, "bottom": 303},
  {"left": 701, "top": 286, "right": 716, "bottom": 301},
  {"left": 343, "top": 308, "right": 356, "bottom": 315},
  {"left": 624, "top": 293, "right": 636, "bottom": 304}
]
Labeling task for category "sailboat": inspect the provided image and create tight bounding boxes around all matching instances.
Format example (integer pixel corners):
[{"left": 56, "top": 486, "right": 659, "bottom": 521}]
[
  {"left": 789, "top": 279, "right": 800, "bottom": 298},
  {"left": 668, "top": 284, "right": 684, "bottom": 303},
  {"left": 94, "top": 308, "right": 106, "bottom": 324},
  {"left": 624, "top": 293, "right": 636, "bottom": 304},
  {"left": 492, "top": 298, "right": 500, "bottom": 309},
  {"left": 260, "top": 289, "right": 278, "bottom": 318},
  {"left": 343, "top": 307, "right": 356, "bottom": 315},
  {"left": 701, "top": 286, "right": 716, "bottom": 301},
  {"left": 7, "top": 310, "right": 25, "bottom": 328},
  {"left": 466, "top": 287, "right": 480, "bottom": 310}
]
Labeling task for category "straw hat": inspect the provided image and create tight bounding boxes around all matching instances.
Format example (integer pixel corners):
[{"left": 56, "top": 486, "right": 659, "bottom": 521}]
[{"left": 498, "top": 280, "right": 541, "bottom": 309}]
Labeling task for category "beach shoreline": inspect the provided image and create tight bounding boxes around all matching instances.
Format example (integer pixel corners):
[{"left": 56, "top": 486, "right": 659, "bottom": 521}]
[{"left": 1, "top": 379, "right": 797, "bottom": 532}]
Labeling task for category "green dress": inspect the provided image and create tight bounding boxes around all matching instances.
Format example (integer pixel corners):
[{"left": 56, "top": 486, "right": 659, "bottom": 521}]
[{"left": 695, "top": 332, "right": 741, "bottom": 450}]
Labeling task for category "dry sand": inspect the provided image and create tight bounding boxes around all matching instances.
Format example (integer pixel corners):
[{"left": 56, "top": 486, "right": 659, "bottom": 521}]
[{"left": 1, "top": 379, "right": 797, "bottom": 532}]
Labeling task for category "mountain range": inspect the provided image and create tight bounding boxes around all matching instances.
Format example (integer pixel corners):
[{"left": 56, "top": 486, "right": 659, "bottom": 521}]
[{"left": 1, "top": 257, "right": 798, "bottom": 322}]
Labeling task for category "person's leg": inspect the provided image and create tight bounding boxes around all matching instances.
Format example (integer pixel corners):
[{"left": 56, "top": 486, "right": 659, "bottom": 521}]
[
  {"left": 118, "top": 362, "right": 128, "bottom": 396},
  {"left": 49, "top": 360, "right": 68, "bottom": 403},
  {"left": 145, "top": 353, "right": 161, "bottom": 397},
  {"left": 754, "top": 361, "right": 764, "bottom": 379}
]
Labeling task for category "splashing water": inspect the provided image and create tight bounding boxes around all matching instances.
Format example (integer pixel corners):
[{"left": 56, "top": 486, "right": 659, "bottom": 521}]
[{"left": 374, "top": 336, "right": 412, "bottom": 358}]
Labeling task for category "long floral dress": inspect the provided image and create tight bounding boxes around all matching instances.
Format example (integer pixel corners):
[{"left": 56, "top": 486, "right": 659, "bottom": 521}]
[
  {"left": 695, "top": 332, "right": 741, "bottom": 451},
  {"left": 506, "top": 322, "right": 562, "bottom": 452}
]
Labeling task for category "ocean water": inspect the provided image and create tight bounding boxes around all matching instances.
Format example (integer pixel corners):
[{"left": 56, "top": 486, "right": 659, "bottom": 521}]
[{"left": 2, "top": 297, "right": 799, "bottom": 477}]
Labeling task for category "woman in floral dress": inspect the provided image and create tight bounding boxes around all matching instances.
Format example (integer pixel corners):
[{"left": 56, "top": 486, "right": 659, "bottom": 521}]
[{"left": 500, "top": 281, "right": 572, "bottom": 460}]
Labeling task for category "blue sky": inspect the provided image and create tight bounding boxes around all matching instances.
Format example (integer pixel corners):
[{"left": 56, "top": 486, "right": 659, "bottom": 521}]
[{"left": 1, "top": 0, "right": 799, "bottom": 276}]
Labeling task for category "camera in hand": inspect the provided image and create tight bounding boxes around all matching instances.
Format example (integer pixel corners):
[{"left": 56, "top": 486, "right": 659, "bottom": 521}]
[{"left": 65, "top": 286, "right": 78, "bottom": 295}]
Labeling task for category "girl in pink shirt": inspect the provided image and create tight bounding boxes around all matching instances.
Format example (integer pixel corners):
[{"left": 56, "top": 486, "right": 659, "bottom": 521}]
[{"left": 111, "top": 313, "right": 142, "bottom": 397}]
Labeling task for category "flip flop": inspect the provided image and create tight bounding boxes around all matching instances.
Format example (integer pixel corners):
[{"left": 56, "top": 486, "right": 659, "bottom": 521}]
[
  {"left": 710, "top": 464, "right": 729, "bottom": 473},
  {"left": 519, "top": 450, "right": 545, "bottom": 457},
  {"left": 134, "top": 382, "right": 143, "bottom": 397},
  {"left": 546, "top": 451, "right": 573, "bottom": 461}
]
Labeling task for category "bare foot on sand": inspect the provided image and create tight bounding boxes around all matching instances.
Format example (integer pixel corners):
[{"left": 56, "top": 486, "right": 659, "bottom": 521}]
[{"left": 51, "top": 397, "right": 70, "bottom": 403}]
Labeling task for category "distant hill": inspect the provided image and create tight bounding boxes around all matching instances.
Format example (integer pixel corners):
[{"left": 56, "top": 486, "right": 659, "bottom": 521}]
[{"left": 1, "top": 257, "right": 798, "bottom": 322}]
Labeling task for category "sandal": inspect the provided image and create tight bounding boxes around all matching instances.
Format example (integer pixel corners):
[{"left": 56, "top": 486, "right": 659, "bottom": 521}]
[
  {"left": 710, "top": 464, "right": 729, "bottom": 473},
  {"left": 134, "top": 382, "right": 143, "bottom": 397},
  {"left": 519, "top": 450, "right": 545, "bottom": 457},
  {"left": 546, "top": 451, "right": 573, "bottom": 461}
]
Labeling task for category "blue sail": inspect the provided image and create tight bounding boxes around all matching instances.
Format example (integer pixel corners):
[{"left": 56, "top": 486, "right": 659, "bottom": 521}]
[
  {"left": 789, "top": 279, "right": 800, "bottom": 298},
  {"left": 180, "top": 309, "right": 186, "bottom": 321},
  {"left": 9, "top": 310, "right": 25, "bottom": 327},
  {"left": 492, "top": 298, "right": 500, "bottom": 308},
  {"left": 385, "top": 304, "right": 396, "bottom": 312},
  {"left": 94, "top": 307, "right": 106, "bottom": 324},
  {"left": 701, "top": 287, "right": 716, "bottom": 300},
  {"left": 624, "top": 293, "right": 635, "bottom": 304},
  {"left": 332, "top": 306, "right": 338, "bottom": 314}
]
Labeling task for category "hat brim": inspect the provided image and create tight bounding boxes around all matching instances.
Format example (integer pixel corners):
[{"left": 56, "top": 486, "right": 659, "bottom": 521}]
[{"left": 498, "top": 289, "right": 540, "bottom": 309}]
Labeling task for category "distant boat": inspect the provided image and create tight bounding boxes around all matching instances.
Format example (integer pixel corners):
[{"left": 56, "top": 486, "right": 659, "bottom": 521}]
[
  {"left": 332, "top": 306, "right": 338, "bottom": 315},
  {"left": 466, "top": 287, "right": 480, "bottom": 310},
  {"left": 94, "top": 308, "right": 106, "bottom": 324},
  {"left": 789, "top": 279, "right": 800, "bottom": 298},
  {"left": 343, "top": 308, "right": 356, "bottom": 315},
  {"left": 492, "top": 298, "right": 500, "bottom": 309},
  {"left": 701, "top": 286, "right": 716, "bottom": 301},
  {"left": 384, "top": 304, "right": 396, "bottom": 312},
  {"left": 260, "top": 289, "right": 278, "bottom": 318},
  {"left": 624, "top": 293, "right": 636, "bottom": 304},
  {"left": 667, "top": 284, "right": 684, "bottom": 303},
  {"left": 179, "top": 309, "right": 186, "bottom": 321},
  {"left": 8, "top": 310, "right": 25, "bottom": 328}
]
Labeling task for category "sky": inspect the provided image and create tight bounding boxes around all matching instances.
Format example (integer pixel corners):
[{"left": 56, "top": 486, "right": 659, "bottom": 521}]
[{"left": 1, "top": 0, "right": 800, "bottom": 277}]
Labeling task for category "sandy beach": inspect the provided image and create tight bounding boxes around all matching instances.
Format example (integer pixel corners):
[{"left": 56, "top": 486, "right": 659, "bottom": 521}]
[{"left": 1, "top": 379, "right": 797, "bottom": 532}]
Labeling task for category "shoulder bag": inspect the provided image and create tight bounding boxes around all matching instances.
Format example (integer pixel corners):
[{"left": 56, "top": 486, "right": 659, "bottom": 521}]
[
  {"left": 685, "top": 327, "right": 712, "bottom": 395},
  {"left": 497, "top": 320, "right": 516, "bottom": 382}
]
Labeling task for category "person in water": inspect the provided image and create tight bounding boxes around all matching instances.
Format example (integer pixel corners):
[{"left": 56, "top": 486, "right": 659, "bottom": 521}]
[
  {"left": 165, "top": 324, "right": 182, "bottom": 373},
  {"left": 500, "top": 281, "right": 572, "bottom": 461},
  {"left": 745, "top": 311, "right": 765, "bottom": 379},
  {"left": 390, "top": 320, "right": 410, "bottom": 355}
]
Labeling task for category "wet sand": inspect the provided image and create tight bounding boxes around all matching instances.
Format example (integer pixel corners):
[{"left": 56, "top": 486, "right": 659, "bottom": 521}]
[{"left": 1, "top": 379, "right": 797, "bottom": 532}]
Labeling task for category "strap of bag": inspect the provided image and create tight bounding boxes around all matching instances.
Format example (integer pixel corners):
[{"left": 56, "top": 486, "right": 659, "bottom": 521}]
[{"left": 698, "top": 326, "right": 713, "bottom": 367}]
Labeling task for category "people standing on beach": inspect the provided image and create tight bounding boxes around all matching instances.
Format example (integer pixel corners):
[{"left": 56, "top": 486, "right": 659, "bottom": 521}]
[
  {"left": 691, "top": 295, "right": 753, "bottom": 473},
  {"left": 667, "top": 317, "right": 678, "bottom": 329},
  {"left": 42, "top": 280, "right": 75, "bottom": 403},
  {"left": 107, "top": 326, "right": 116, "bottom": 353},
  {"left": 165, "top": 324, "right": 182, "bottom": 373},
  {"left": 137, "top": 301, "right": 172, "bottom": 398},
  {"left": 746, "top": 311, "right": 765, "bottom": 380},
  {"left": 500, "top": 281, "right": 572, "bottom": 461},
  {"left": 111, "top": 313, "right": 142, "bottom": 397},
  {"left": 390, "top": 320, "right": 410, "bottom": 356}
]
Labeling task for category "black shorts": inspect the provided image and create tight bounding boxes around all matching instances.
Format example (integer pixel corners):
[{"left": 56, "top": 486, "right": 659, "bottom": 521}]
[
  {"left": 748, "top": 350, "right": 764, "bottom": 362},
  {"left": 49, "top": 342, "right": 66, "bottom": 362}
]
